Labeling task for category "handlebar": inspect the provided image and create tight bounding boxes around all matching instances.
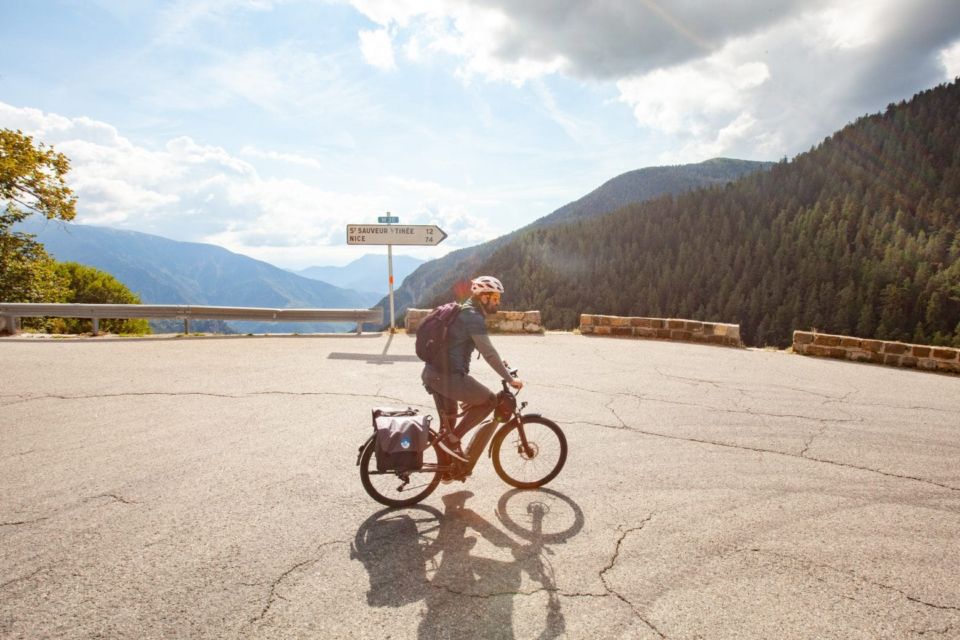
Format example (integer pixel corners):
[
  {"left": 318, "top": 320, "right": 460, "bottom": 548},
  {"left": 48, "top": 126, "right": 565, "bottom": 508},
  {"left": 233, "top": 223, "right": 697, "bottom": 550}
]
[{"left": 501, "top": 364, "right": 521, "bottom": 395}]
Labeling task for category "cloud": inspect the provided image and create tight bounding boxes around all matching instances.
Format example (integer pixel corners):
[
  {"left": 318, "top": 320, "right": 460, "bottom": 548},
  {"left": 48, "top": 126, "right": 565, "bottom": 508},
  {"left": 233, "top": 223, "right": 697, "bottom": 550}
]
[
  {"left": 359, "top": 28, "right": 396, "bottom": 70},
  {"left": 346, "top": 0, "right": 960, "bottom": 159},
  {"left": 0, "top": 102, "right": 501, "bottom": 267},
  {"left": 940, "top": 39, "right": 960, "bottom": 79},
  {"left": 0, "top": 102, "right": 374, "bottom": 252}
]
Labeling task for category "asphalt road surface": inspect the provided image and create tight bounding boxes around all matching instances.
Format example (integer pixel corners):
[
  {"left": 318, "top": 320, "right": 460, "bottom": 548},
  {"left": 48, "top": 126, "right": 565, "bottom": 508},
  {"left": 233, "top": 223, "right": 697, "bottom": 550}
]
[{"left": 2, "top": 332, "right": 959, "bottom": 639}]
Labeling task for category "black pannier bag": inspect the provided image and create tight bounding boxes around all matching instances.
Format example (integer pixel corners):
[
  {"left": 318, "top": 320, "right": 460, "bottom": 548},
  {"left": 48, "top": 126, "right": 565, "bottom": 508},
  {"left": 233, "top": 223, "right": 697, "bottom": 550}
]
[{"left": 371, "top": 408, "right": 432, "bottom": 472}]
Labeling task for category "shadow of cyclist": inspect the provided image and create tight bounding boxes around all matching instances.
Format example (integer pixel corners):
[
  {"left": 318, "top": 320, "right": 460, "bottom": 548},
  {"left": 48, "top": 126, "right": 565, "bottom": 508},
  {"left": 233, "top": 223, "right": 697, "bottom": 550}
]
[{"left": 351, "top": 489, "right": 584, "bottom": 640}]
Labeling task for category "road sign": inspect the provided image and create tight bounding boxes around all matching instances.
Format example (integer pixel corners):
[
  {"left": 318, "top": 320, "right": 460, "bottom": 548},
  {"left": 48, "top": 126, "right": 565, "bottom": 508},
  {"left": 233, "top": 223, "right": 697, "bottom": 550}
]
[
  {"left": 377, "top": 215, "right": 399, "bottom": 224},
  {"left": 346, "top": 224, "right": 448, "bottom": 246}
]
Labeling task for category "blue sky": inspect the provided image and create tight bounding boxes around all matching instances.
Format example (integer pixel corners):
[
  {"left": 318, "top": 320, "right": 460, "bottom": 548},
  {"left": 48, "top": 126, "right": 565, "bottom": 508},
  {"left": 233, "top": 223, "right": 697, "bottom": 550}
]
[{"left": 2, "top": 0, "right": 959, "bottom": 267}]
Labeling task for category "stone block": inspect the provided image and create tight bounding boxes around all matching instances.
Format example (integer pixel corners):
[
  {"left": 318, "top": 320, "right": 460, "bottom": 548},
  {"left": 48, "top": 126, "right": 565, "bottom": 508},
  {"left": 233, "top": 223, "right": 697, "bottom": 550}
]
[
  {"left": 933, "top": 348, "right": 959, "bottom": 361},
  {"left": 580, "top": 314, "right": 594, "bottom": 326},
  {"left": 684, "top": 321, "right": 703, "bottom": 332},
  {"left": 883, "top": 342, "right": 908, "bottom": 355},
  {"left": 597, "top": 316, "right": 613, "bottom": 326},
  {"left": 595, "top": 326, "right": 611, "bottom": 335},
  {"left": 670, "top": 329, "right": 692, "bottom": 341},
  {"left": 901, "top": 356, "right": 918, "bottom": 368},
  {"left": 635, "top": 328, "right": 658, "bottom": 338},
  {"left": 883, "top": 354, "right": 902, "bottom": 366},
  {"left": 813, "top": 334, "right": 841, "bottom": 347},
  {"left": 840, "top": 337, "right": 861, "bottom": 348},
  {"left": 580, "top": 325, "right": 594, "bottom": 334},
  {"left": 656, "top": 328, "right": 672, "bottom": 339},
  {"left": 524, "top": 324, "right": 541, "bottom": 333},
  {"left": 793, "top": 331, "right": 815, "bottom": 345},
  {"left": 918, "top": 359, "right": 938, "bottom": 371},
  {"left": 912, "top": 346, "right": 931, "bottom": 358},
  {"left": 701, "top": 324, "right": 716, "bottom": 336},
  {"left": 524, "top": 311, "right": 541, "bottom": 324},
  {"left": 806, "top": 345, "right": 829, "bottom": 357},
  {"left": 612, "top": 327, "right": 633, "bottom": 336},
  {"left": 861, "top": 340, "right": 883, "bottom": 352},
  {"left": 937, "top": 360, "right": 960, "bottom": 373},
  {"left": 631, "top": 317, "right": 659, "bottom": 328},
  {"left": 829, "top": 348, "right": 848, "bottom": 359},
  {"left": 667, "top": 319, "right": 685, "bottom": 329},
  {"left": 611, "top": 316, "right": 632, "bottom": 327}
]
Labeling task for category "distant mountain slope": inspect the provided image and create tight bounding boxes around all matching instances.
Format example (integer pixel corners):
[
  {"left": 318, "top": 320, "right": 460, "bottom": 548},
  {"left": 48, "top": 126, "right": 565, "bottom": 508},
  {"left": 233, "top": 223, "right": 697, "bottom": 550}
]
[
  {"left": 17, "top": 220, "right": 380, "bottom": 332},
  {"left": 380, "top": 157, "right": 773, "bottom": 322},
  {"left": 295, "top": 254, "right": 424, "bottom": 296},
  {"left": 461, "top": 80, "right": 960, "bottom": 347}
]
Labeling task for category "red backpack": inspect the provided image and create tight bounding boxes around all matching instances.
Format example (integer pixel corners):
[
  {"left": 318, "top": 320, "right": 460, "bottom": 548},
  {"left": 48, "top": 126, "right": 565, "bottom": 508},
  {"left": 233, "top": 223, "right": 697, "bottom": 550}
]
[{"left": 414, "top": 302, "right": 461, "bottom": 367}]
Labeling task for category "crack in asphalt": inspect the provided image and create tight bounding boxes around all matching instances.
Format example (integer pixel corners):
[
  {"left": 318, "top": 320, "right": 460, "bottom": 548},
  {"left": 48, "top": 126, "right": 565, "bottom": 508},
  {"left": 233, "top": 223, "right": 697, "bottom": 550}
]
[
  {"left": 598, "top": 514, "right": 666, "bottom": 639},
  {"left": 84, "top": 493, "right": 139, "bottom": 505},
  {"left": 742, "top": 548, "right": 960, "bottom": 613},
  {"left": 1, "top": 390, "right": 411, "bottom": 408},
  {"left": 0, "top": 567, "right": 47, "bottom": 591},
  {"left": 425, "top": 513, "right": 668, "bottom": 636},
  {"left": 0, "top": 517, "right": 49, "bottom": 527},
  {"left": 912, "top": 624, "right": 956, "bottom": 637},
  {"left": 799, "top": 423, "right": 830, "bottom": 457},
  {"left": 574, "top": 418, "right": 960, "bottom": 493},
  {"left": 249, "top": 540, "right": 350, "bottom": 624}
]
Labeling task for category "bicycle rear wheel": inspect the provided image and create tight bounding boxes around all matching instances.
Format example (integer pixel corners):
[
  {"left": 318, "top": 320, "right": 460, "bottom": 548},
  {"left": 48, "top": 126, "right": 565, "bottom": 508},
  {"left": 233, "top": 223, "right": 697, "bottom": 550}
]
[
  {"left": 359, "top": 440, "right": 442, "bottom": 507},
  {"left": 491, "top": 415, "right": 567, "bottom": 489}
]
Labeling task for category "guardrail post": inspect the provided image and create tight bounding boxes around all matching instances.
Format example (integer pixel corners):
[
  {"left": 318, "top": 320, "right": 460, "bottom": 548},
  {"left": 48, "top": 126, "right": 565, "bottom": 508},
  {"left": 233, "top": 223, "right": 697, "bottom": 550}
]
[
  {"left": 1, "top": 315, "right": 20, "bottom": 335},
  {"left": 184, "top": 318, "right": 190, "bottom": 334},
  {"left": 92, "top": 318, "right": 99, "bottom": 336},
  {"left": 356, "top": 314, "right": 362, "bottom": 335}
]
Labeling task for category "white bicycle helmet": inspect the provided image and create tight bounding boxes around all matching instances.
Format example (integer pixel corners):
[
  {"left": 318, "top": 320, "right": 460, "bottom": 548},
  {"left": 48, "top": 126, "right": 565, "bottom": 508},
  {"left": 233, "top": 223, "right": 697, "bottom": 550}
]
[{"left": 470, "top": 276, "right": 504, "bottom": 295}]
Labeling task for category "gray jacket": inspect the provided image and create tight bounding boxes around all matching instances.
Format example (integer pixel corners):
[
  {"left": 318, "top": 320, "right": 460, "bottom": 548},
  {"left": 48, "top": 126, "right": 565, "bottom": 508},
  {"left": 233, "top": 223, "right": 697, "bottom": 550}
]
[{"left": 442, "top": 299, "right": 512, "bottom": 380}]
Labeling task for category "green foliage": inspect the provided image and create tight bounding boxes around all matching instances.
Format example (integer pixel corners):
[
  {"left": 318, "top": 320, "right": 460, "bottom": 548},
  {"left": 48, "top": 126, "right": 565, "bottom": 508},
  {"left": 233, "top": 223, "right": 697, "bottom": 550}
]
[
  {"left": 35, "top": 262, "right": 151, "bottom": 335},
  {"left": 1, "top": 128, "right": 77, "bottom": 304},
  {"left": 434, "top": 80, "right": 960, "bottom": 348}
]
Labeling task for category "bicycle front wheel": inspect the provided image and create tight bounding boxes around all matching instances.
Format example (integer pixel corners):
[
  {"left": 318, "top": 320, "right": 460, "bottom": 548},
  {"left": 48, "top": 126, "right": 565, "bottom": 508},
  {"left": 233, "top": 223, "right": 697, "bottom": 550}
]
[
  {"left": 359, "top": 440, "right": 441, "bottom": 508},
  {"left": 491, "top": 415, "right": 567, "bottom": 489}
]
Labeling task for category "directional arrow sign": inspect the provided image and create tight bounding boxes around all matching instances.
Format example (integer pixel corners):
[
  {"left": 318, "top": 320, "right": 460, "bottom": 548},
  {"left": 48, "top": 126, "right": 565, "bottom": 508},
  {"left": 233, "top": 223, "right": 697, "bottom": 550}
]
[{"left": 346, "top": 224, "right": 448, "bottom": 246}]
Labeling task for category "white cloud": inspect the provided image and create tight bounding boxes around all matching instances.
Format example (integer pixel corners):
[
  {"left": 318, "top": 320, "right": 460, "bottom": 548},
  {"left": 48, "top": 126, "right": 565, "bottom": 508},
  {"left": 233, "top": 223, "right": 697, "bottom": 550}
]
[
  {"left": 346, "top": 0, "right": 960, "bottom": 159},
  {"left": 0, "top": 102, "right": 383, "bottom": 262},
  {"left": 617, "top": 56, "right": 769, "bottom": 137},
  {"left": 0, "top": 102, "right": 502, "bottom": 268},
  {"left": 240, "top": 146, "right": 325, "bottom": 170},
  {"left": 359, "top": 28, "right": 396, "bottom": 70},
  {"left": 942, "top": 40, "right": 960, "bottom": 79}
]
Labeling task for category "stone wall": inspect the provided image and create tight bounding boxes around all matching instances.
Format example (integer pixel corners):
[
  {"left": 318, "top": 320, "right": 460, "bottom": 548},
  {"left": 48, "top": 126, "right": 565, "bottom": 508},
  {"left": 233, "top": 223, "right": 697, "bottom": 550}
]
[
  {"left": 579, "top": 314, "right": 742, "bottom": 347},
  {"left": 793, "top": 331, "right": 960, "bottom": 374},
  {"left": 405, "top": 309, "right": 543, "bottom": 334}
]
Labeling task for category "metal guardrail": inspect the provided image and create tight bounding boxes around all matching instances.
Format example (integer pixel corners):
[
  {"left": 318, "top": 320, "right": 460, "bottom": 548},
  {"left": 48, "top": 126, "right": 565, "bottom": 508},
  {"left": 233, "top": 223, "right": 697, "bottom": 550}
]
[{"left": 0, "top": 303, "right": 384, "bottom": 336}]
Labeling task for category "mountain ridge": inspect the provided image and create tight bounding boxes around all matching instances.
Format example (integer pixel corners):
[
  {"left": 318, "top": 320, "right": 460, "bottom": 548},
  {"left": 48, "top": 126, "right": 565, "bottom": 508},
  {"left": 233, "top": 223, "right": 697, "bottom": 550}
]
[
  {"left": 16, "top": 220, "right": 381, "bottom": 332},
  {"left": 457, "top": 80, "right": 960, "bottom": 347},
  {"left": 378, "top": 157, "right": 774, "bottom": 323}
]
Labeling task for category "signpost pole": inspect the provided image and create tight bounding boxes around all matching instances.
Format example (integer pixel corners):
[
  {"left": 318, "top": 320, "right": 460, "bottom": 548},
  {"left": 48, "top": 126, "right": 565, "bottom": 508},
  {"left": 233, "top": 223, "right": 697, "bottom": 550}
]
[{"left": 387, "top": 238, "right": 395, "bottom": 333}]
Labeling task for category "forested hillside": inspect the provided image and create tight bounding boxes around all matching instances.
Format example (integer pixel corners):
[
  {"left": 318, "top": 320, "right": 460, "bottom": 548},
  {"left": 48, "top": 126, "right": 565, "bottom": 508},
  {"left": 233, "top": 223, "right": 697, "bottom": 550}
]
[
  {"left": 384, "top": 158, "right": 771, "bottom": 322},
  {"left": 446, "top": 80, "right": 960, "bottom": 347}
]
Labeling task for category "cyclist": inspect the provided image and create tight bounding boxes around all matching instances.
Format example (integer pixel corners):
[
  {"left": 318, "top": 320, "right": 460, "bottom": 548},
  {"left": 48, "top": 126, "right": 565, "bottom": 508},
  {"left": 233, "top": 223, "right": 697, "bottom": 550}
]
[{"left": 421, "top": 276, "right": 524, "bottom": 469}]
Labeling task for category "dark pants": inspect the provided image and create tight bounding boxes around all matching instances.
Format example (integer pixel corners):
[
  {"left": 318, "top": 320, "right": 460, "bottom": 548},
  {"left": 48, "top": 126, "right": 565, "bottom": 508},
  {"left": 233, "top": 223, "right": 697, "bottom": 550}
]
[{"left": 422, "top": 366, "right": 497, "bottom": 439}]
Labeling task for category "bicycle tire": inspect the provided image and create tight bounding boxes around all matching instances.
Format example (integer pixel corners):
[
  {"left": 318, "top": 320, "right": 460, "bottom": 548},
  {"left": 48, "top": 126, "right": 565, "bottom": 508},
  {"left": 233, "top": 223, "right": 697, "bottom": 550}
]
[
  {"left": 359, "top": 439, "right": 442, "bottom": 508},
  {"left": 491, "top": 415, "right": 567, "bottom": 489}
]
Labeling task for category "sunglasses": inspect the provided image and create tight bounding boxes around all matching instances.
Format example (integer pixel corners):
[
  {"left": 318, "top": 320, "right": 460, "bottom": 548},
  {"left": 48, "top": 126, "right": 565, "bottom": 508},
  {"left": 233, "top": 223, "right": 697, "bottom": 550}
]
[{"left": 485, "top": 293, "right": 501, "bottom": 304}]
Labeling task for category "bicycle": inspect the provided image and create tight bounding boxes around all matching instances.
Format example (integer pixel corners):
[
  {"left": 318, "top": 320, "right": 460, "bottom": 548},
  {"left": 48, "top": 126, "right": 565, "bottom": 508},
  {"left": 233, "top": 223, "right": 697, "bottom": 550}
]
[{"left": 356, "top": 369, "right": 568, "bottom": 507}]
